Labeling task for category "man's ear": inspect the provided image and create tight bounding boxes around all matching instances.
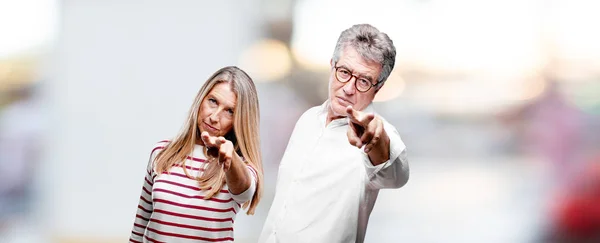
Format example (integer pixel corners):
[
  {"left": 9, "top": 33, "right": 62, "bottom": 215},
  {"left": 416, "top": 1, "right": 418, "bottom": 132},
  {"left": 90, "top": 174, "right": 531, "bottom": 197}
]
[{"left": 330, "top": 58, "right": 334, "bottom": 67}]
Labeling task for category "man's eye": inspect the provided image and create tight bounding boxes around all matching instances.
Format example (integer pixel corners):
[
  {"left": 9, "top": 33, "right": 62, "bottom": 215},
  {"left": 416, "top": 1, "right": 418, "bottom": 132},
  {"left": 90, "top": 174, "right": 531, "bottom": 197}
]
[{"left": 359, "top": 79, "right": 371, "bottom": 86}]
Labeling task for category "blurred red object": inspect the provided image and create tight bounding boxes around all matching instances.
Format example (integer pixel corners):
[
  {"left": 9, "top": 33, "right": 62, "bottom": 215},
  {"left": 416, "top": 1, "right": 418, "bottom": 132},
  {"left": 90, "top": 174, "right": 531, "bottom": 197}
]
[{"left": 552, "top": 156, "right": 600, "bottom": 239}]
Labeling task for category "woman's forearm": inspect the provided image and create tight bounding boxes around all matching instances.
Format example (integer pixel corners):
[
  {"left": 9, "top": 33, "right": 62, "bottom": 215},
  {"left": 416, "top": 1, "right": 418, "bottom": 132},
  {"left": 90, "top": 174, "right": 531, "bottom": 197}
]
[{"left": 224, "top": 153, "right": 251, "bottom": 194}]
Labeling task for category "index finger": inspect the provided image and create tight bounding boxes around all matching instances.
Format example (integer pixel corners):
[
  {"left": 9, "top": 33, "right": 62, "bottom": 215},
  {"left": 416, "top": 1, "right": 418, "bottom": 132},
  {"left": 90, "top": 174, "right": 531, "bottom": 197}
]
[
  {"left": 346, "top": 105, "right": 375, "bottom": 125},
  {"left": 215, "top": 137, "right": 227, "bottom": 147},
  {"left": 201, "top": 131, "right": 217, "bottom": 147}
]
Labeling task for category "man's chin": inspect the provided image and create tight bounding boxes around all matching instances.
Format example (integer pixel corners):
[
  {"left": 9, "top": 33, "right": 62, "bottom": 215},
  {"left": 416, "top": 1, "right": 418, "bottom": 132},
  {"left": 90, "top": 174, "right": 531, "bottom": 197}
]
[{"left": 330, "top": 105, "right": 348, "bottom": 118}]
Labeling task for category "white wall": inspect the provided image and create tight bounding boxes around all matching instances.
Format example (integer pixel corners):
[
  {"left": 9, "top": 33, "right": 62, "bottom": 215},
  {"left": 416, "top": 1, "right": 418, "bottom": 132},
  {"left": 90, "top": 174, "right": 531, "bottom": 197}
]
[{"left": 46, "top": 0, "right": 260, "bottom": 238}]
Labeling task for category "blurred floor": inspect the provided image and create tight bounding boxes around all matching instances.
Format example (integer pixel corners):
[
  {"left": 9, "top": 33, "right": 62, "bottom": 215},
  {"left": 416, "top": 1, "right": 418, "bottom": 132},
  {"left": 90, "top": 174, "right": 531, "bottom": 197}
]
[{"left": 229, "top": 156, "right": 551, "bottom": 243}]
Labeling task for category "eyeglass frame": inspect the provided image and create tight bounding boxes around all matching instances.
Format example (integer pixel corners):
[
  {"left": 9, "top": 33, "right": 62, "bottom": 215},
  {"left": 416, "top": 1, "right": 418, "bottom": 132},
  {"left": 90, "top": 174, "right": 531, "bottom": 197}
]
[{"left": 333, "top": 65, "right": 381, "bottom": 92}]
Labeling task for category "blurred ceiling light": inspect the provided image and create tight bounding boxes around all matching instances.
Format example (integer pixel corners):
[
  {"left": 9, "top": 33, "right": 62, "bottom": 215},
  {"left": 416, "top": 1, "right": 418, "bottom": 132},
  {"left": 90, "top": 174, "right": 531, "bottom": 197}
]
[
  {"left": 0, "top": 0, "right": 57, "bottom": 58},
  {"left": 291, "top": 0, "right": 544, "bottom": 76},
  {"left": 291, "top": 0, "right": 600, "bottom": 114},
  {"left": 238, "top": 38, "right": 292, "bottom": 82},
  {"left": 551, "top": 0, "right": 600, "bottom": 75},
  {"left": 374, "top": 71, "right": 405, "bottom": 102},
  {"left": 290, "top": 0, "right": 409, "bottom": 72},
  {"left": 0, "top": 56, "right": 37, "bottom": 91}
]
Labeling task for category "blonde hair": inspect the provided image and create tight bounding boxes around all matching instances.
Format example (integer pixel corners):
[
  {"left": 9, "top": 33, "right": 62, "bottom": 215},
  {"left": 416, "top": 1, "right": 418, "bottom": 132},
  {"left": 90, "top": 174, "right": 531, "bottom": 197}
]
[{"left": 154, "top": 66, "right": 263, "bottom": 215}]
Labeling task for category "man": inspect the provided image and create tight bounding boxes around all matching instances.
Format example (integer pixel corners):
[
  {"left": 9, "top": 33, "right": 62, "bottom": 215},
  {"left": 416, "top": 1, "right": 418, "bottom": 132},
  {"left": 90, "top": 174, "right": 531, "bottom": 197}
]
[{"left": 259, "top": 24, "right": 409, "bottom": 243}]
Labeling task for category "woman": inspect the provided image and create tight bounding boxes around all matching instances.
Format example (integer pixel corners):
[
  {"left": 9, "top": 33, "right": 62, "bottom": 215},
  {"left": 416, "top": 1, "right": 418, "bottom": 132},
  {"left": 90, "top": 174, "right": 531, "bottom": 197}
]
[{"left": 129, "top": 66, "right": 263, "bottom": 242}]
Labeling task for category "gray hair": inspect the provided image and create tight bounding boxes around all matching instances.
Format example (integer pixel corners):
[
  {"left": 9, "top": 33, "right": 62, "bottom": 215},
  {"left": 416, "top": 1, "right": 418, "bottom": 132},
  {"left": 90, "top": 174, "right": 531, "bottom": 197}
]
[{"left": 332, "top": 24, "right": 396, "bottom": 89}]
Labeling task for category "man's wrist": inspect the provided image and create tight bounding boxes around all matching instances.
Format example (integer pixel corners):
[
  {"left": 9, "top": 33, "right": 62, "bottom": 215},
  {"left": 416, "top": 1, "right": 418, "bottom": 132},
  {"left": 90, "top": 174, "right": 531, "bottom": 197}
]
[{"left": 367, "top": 135, "right": 390, "bottom": 165}]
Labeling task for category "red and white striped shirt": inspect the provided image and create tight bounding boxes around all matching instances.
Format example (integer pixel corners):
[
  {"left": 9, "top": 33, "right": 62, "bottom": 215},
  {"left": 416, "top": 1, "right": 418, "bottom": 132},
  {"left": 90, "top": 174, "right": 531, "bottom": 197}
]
[{"left": 130, "top": 140, "right": 257, "bottom": 243}]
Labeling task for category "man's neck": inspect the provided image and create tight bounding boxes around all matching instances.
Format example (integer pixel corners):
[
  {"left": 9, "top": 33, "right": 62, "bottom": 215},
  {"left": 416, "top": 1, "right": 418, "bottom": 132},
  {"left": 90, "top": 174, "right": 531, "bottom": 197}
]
[{"left": 326, "top": 109, "right": 346, "bottom": 126}]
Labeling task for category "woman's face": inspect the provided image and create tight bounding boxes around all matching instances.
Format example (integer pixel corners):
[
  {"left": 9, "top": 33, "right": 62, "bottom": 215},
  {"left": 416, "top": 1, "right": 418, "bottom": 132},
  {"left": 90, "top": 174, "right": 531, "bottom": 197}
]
[{"left": 197, "top": 82, "right": 237, "bottom": 138}]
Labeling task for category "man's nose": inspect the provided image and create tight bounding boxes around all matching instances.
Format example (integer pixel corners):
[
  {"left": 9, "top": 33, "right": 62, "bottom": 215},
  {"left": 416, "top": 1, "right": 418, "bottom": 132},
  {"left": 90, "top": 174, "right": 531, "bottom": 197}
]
[{"left": 343, "top": 78, "right": 356, "bottom": 95}]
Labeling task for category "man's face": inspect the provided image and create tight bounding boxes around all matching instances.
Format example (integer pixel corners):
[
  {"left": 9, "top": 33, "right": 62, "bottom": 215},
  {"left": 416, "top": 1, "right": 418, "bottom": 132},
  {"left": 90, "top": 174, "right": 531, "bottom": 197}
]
[{"left": 328, "top": 46, "right": 381, "bottom": 120}]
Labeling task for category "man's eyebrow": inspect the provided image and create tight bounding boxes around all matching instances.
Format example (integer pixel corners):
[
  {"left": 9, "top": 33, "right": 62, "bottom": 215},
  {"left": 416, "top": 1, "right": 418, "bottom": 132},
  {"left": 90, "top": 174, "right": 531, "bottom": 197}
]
[{"left": 338, "top": 64, "right": 375, "bottom": 82}]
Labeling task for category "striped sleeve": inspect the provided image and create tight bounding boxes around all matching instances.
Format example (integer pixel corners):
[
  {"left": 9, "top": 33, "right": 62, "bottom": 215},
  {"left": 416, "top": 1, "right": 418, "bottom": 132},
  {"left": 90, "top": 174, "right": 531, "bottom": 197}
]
[
  {"left": 129, "top": 141, "right": 165, "bottom": 242},
  {"left": 229, "top": 165, "right": 258, "bottom": 204}
]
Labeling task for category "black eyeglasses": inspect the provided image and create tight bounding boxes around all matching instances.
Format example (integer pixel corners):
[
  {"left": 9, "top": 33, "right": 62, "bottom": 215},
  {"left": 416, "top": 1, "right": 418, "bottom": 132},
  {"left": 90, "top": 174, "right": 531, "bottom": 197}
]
[{"left": 334, "top": 66, "right": 379, "bottom": 92}]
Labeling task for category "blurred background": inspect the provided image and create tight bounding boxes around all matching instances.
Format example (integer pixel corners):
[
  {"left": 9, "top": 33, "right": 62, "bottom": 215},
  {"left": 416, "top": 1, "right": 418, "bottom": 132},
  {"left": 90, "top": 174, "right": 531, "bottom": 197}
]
[{"left": 1, "top": 0, "right": 599, "bottom": 242}]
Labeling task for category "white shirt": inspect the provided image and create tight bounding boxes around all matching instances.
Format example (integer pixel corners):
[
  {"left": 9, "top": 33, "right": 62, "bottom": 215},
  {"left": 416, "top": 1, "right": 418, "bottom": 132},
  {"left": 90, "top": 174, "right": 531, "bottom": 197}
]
[{"left": 259, "top": 101, "right": 409, "bottom": 243}]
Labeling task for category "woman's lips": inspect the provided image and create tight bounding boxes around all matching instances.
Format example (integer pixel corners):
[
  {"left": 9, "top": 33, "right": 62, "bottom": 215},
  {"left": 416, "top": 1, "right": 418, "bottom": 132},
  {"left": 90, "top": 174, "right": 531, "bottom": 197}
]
[{"left": 203, "top": 122, "right": 218, "bottom": 132}]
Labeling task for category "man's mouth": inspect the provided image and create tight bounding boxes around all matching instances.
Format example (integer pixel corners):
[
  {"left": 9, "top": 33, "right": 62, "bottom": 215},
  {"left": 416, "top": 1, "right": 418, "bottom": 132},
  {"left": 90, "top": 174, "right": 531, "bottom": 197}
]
[{"left": 337, "top": 96, "right": 353, "bottom": 106}]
